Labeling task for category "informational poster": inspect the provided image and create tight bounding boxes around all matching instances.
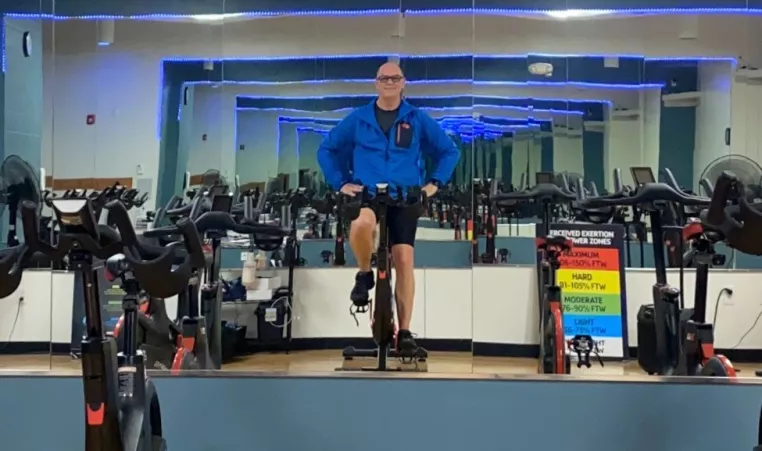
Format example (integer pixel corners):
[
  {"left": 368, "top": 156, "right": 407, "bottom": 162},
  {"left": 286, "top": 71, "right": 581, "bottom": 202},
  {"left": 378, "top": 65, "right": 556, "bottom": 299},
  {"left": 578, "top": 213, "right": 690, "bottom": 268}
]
[{"left": 536, "top": 223, "right": 629, "bottom": 359}]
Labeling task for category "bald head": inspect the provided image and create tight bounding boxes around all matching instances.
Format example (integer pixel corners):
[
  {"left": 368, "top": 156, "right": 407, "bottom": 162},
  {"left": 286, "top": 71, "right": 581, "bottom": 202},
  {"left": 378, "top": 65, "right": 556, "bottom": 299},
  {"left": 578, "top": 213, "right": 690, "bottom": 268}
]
[
  {"left": 375, "top": 62, "right": 405, "bottom": 104},
  {"left": 377, "top": 62, "right": 404, "bottom": 78}
]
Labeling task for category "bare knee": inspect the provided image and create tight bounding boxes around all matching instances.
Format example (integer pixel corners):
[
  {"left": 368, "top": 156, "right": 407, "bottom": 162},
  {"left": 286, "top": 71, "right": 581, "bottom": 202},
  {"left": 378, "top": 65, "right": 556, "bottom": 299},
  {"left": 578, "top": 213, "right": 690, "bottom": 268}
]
[
  {"left": 392, "top": 245, "right": 414, "bottom": 273},
  {"left": 351, "top": 208, "right": 376, "bottom": 238}
]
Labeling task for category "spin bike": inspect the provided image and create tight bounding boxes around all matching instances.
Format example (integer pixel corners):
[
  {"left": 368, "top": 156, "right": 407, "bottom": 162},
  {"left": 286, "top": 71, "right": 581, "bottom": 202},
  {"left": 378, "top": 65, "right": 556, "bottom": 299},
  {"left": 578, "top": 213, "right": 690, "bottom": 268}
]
[
  {"left": 20, "top": 197, "right": 204, "bottom": 450},
  {"left": 576, "top": 167, "right": 734, "bottom": 376},
  {"left": 312, "top": 192, "right": 347, "bottom": 266},
  {"left": 122, "top": 191, "right": 289, "bottom": 373},
  {"left": 113, "top": 190, "right": 217, "bottom": 371},
  {"left": 493, "top": 172, "right": 577, "bottom": 374},
  {"left": 698, "top": 172, "right": 762, "bottom": 449},
  {"left": 337, "top": 183, "right": 429, "bottom": 372},
  {"left": 472, "top": 178, "right": 500, "bottom": 264},
  {"left": 664, "top": 170, "right": 736, "bottom": 377}
]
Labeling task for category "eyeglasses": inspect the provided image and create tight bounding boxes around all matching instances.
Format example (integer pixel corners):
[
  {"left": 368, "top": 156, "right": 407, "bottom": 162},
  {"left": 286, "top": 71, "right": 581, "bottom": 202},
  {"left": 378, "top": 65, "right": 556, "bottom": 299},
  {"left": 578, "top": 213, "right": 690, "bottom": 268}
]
[{"left": 376, "top": 75, "right": 404, "bottom": 84}]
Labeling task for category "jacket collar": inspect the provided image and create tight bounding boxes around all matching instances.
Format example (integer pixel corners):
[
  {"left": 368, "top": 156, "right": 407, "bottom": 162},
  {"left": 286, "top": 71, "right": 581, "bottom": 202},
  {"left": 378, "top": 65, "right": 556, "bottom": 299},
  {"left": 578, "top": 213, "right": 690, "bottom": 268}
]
[{"left": 356, "top": 98, "right": 414, "bottom": 126}]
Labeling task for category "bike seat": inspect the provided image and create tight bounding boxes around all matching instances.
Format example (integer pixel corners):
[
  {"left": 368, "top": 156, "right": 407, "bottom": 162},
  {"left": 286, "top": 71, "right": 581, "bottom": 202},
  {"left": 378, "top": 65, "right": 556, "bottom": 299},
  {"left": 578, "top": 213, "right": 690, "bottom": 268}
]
[{"left": 536, "top": 236, "right": 573, "bottom": 253}]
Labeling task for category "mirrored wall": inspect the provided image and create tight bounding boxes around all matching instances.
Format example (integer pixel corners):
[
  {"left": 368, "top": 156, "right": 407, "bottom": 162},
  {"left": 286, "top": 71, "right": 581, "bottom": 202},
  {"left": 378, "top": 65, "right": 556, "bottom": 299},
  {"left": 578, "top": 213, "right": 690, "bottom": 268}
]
[
  {"left": 0, "top": 1, "right": 51, "bottom": 370},
  {"left": 2, "top": 1, "right": 761, "bottom": 379},
  {"left": 470, "top": 7, "right": 746, "bottom": 375},
  {"left": 36, "top": 3, "right": 477, "bottom": 374}
]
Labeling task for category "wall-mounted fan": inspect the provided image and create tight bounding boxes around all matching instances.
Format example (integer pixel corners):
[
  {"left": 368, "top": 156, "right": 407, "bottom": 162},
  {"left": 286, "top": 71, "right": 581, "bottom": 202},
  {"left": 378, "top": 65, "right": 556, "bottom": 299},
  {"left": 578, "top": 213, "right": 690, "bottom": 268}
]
[
  {"left": 0, "top": 155, "right": 42, "bottom": 246},
  {"left": 698, "top": 154, "right": 762, "bottom": 200}
]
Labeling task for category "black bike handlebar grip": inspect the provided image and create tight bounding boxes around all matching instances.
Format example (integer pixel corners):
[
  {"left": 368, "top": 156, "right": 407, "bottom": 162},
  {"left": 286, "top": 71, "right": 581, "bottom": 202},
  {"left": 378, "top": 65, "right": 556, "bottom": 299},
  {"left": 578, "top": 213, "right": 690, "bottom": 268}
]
[
  {"left": 576, "top": 178, "right": 586, "bottom": 200},
  {"left": 105, "top": 199, "right": 140, "bottom": 247},
  {"left": 165, "top": 203, "right": 193, "bottom": 217},
  {"left": 560, "top": 172, "right": 570, "bottom": 191},
  {"left": 589, "top": 181, "right": 599, "bottom": 197},
  {"left": 166, "top": 196, "right": 182, "bottom": 211},
  {"left": 705, "top": 171, "right": 735, "bottom": 227},
  {"left": 176, "top": 218, "right": 206, "bottom": 269},
  {"left": 613, "top": 169, "right": 623, "bottom": 192},
  {"left": 20, "top": 201, "right": 41, "bottom": 249},
  {"left": 662, "top": 168, "right": 681, "bottom": 191},
  {"left": 489, "top": 178, "right": 499, "bottom": 196},
  {"left": 699, "top": 178, "right": 714, "bottom": 197},
  {"left": 255, "top": 189, "right": 267, "bottom": 213},
  {"left": 243, "top": 195, "right": 253, "bottom": 221},
  {"left": 0, "top": 247, "right": 25, "bottom": 299},
  {"left": 142, "top": 225, "right": 181, "bottom": 239},
  {"left": 188, "top": 194, "right": 205, "bottom": 221}
]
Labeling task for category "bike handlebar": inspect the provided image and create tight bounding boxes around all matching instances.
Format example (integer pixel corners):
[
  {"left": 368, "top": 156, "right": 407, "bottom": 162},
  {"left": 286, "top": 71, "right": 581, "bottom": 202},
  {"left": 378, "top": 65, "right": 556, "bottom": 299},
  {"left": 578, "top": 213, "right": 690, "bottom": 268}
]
[
  {"left": 106, "top": 200, "right": 206, "bottom": 299},
  {"left": 337, "top": 183, "right": 428, "bottom": 221},
  {"left": 0, "top": 246, "right": 28, "bottom": 299},
  {"left": 613, "top": 168, "right": 624, "bottom": 193},
  {"left": 492, "top": 183, "right": 577, "bottom": 206},
  {"left": 575, "top": 177, "right": 710, "bottom": 209}
]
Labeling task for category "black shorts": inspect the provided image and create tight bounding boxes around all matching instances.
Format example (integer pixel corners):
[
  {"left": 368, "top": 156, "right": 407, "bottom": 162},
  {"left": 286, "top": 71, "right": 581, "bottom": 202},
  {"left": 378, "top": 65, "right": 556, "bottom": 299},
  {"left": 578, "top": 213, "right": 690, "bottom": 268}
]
[
  {"left": 385, "top": 206, "right": 418, "bottom": 247},
  {"left": 361, "top": 206, "right": 418, "bottom": 247}
]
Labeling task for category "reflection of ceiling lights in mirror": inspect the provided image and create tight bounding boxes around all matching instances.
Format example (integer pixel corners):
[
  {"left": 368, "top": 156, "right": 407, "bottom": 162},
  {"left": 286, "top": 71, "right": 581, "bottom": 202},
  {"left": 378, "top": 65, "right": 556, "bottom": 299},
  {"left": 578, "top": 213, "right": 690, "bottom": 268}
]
[
  {"left": 544, "top": 10, "right": 614, "bottom": 20},
  {"left": 190, "top": 13, "right": 246, "bottom": 22},
  {"left": 528, "top": 62, "right": 553, "bottom": 76}
]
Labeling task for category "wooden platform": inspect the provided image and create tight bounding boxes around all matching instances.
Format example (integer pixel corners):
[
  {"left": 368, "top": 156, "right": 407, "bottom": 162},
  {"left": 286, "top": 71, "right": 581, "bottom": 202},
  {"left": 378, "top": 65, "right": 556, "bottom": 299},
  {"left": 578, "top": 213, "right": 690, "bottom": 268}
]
[{"left": 1, "top": 351, "right": 761, "bottom": 381}]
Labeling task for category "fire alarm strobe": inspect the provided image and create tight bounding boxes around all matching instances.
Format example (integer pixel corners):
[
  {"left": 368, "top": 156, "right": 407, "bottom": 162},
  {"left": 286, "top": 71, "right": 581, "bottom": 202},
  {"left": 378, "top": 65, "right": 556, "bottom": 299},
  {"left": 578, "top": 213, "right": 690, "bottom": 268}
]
[{"left": 528, "top": 62, "right": 554, "bottom": 77}]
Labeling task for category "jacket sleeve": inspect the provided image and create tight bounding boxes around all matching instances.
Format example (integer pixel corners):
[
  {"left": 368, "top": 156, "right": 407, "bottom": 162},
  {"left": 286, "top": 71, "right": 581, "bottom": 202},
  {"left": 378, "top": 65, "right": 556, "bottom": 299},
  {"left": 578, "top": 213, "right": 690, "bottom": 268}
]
[
  {"left": 317, "top": 114, "right": 355, "bottom": 190},
  {"left": 419, "top": 112, "right": 460, "bottom": 184}
]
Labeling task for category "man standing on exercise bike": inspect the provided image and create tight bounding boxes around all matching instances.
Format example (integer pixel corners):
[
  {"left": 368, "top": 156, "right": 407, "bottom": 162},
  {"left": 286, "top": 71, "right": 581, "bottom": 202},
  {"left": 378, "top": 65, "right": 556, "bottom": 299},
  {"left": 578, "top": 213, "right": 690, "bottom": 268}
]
[{"left": 317, "top": 61, "right": 460, "bottom": 354}]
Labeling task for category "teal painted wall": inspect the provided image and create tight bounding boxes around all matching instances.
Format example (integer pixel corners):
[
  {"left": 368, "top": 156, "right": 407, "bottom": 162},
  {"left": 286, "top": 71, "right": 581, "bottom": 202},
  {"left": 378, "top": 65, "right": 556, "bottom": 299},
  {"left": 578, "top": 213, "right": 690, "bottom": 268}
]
[
  {"left": 541, "top": 135, "right": 553, "bottom": 173},
  {"left": 501, "top": 139, "right": 512, "bottom": 185},
  {"left": 1, "top": 375, "right": 761, "bottom": 451},
  {"left": 582, "top": 129, "right": 605, "bottom": 190},
  {"left": 3, "top": 18, "right": 43, "bottom": 169},
  {"left": 1, "top": 17, "right": 43, "bottom": 245},
  {"left": 659, "top": 105, "right": 696, "bottom": 188},
  {"left": 156, "top": 83, "right": 182, "bottom": 209},
  {"left": 176, "top": 85, "right": 195, "bottom": 194}
]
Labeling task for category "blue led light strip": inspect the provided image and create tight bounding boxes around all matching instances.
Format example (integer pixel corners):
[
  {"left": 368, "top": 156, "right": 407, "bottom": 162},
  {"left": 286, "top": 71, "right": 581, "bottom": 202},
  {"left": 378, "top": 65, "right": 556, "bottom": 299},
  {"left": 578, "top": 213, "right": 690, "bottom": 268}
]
[
  {"left": 279, "top": 115, "right": 547, "bottom": 128},
  {"left": 237, "top": 104, "right": 588, "bottom": 115},
  {"left": 235, "top": 94, "right": 612, "bottom": 103},
  {"left": 187, "top": 79, "right": 663, "bottom": 90},
  {"left": 165, "top": 54, "right": 734, "bottom": 62},
  {"left": 277, "top": 115, "right": 529, "bottom": 130},
  {"left": 0, "top": 18, "right": 5, "bottom": 73},
  {"left": 6, "top": 9, "right": 762, "bottom": 21}
]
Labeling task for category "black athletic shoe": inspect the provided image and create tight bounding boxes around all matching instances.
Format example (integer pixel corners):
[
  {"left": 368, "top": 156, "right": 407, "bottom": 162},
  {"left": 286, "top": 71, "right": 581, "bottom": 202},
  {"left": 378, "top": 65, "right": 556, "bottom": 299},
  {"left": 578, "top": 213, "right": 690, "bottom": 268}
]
[
  {"left": 350, "top": 271, "right": 375, "bottom": 307},
  {"left": 397, "top": 329, "right": 418, "bottom": 355}
]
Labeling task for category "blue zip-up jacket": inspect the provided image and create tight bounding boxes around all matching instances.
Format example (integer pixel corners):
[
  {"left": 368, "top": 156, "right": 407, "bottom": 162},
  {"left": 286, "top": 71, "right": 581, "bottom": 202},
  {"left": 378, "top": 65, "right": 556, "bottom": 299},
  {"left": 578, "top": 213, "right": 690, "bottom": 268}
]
[{"left": 317, "top": 99, "right": 460, "bottom": 193}]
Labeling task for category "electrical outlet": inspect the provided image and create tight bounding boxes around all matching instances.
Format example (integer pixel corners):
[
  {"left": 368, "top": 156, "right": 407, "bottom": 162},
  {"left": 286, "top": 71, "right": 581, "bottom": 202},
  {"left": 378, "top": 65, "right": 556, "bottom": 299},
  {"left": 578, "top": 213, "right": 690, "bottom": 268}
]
[{"left": 721, "top": 286, "right": 735, "bottom": 306}]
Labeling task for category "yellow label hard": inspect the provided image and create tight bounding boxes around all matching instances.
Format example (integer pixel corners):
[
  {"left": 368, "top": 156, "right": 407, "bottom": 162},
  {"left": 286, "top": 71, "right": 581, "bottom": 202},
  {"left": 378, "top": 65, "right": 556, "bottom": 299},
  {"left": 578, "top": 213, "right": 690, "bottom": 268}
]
[{"left": 556, "top": 269, "right": 620, "bottom": 294}]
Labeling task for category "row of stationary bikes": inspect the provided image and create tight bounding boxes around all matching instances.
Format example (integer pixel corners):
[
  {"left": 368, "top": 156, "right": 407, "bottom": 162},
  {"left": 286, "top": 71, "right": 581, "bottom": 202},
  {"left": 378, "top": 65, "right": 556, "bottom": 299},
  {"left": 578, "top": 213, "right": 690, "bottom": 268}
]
[{"left": 495, "top": 168, "right": 759, "bottom": 377}]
